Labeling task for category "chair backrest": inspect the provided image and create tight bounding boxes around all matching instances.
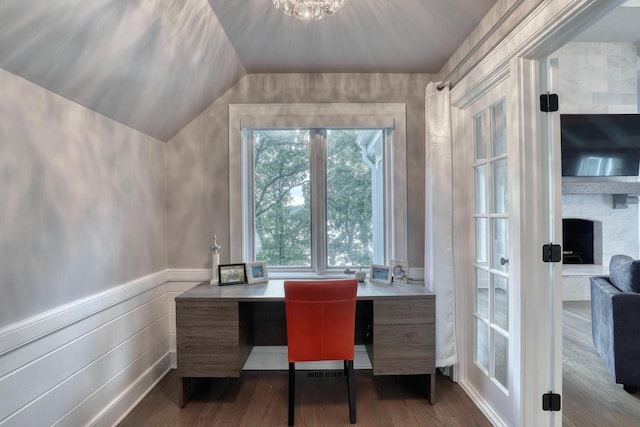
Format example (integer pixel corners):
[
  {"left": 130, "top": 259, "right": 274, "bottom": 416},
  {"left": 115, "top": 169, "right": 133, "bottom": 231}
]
[{"left": 284, "top": 279, "right": 358, "bottom": 363}]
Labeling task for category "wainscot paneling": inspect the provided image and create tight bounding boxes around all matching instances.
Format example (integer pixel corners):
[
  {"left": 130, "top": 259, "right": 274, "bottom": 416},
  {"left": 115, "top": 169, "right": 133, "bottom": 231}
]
[{"left": 0, "top": 271, "right": 170, "bottom": 426}]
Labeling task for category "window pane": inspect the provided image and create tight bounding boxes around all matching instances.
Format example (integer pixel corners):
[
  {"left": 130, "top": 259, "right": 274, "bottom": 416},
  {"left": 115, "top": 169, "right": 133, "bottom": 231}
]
[
  {"left": 492, "top": 158, "right": 508, "bottom": 214},
  {"left": 491, "top": 101, "right": 507, "bottom": 156},
  {"left": 474, "top": 113, "right": 486, "bottom": 161},
  {"left": 476, "top": 318, "right": 489, "bottom": 371},
  {"left": 494, "top": 330, "right": 508, "bottom": 389},
  {"left": 475, "top": 165, "right": 488, "bottom": 214},
  {"left": 326, "top": 129, "right": 377, "bottom": 267},
  {"left": 475, "top": 218, "right": 488, "bottom": 266},
  {"left": 476, "top": 268, "right": 489, "bottom": 320},
  {"left": 493, "top": 274, "right": 508, "bottom": 330},
  {"left": 491, "top": 218, "right": 509, "bottom": 272},
  {"left": 253, "top": 130, "right": 311, "bottom": 267}
]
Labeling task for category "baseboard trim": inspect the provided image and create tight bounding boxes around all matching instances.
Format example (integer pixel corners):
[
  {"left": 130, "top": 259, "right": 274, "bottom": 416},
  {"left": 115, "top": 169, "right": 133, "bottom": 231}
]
[
  {"left": 458, "top": 379, "right": 507, "bottom": 427},
  {"left": 93, "top": 353, "right": 172, "bottom": 427}
]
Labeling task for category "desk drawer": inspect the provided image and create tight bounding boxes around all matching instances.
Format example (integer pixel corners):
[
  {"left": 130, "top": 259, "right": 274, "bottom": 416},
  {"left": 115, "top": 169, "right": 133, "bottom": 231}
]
[
  {"left": 373, "top": 324, "right": 435, "bottom": 375},
  {"left": 176, "top": 301, "right": 242, "bottom": 377},
  {"left": 177, "top": 342, "right": 240, "bottom": 377},
  {"left": 374, "top": 298, "right": 434, "bottom": 325},
  {"left": 176, "top": 301, "right": 238, "bottom": 327}
]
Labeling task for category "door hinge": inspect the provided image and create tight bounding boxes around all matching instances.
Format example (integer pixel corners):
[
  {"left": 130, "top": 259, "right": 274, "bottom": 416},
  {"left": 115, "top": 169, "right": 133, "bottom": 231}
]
[
  {"left": 539, "top": 93, "right": 559, "bottom": 112},
  {"left": 542, "top": 244, "right": 562, "bottom": 263},
  {"left": 542, "top": 392, "right": 561, "bottom": 411}
]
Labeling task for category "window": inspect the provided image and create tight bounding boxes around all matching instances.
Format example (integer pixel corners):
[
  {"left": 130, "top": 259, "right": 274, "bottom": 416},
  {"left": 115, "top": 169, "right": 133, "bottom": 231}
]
[
  {"left": 229, "top": 104, "right": 407, "bottom": 277},
  {"left": 245, "top": 128, "right": 386, "bottom": 273}
]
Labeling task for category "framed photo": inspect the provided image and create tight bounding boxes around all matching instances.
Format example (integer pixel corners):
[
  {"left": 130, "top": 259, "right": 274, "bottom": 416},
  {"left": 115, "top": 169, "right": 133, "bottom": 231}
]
[
  {"left": 247, "top": 261, "right": 268, "bottom": 284},
  {"left": 391, "top": 260, "right": 409, "bottom": 283},
  {"left": 218, "top": 263, "right": 247, "bottom": 285},
  {"left": 370, "top": 264, "right": 392, "bottom": 285}
]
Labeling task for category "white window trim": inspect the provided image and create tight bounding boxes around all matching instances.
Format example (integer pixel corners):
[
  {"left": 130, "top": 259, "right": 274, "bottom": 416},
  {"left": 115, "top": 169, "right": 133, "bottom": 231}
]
[{"left": 228, "top": 103, "right": 407, "bottom": 274}]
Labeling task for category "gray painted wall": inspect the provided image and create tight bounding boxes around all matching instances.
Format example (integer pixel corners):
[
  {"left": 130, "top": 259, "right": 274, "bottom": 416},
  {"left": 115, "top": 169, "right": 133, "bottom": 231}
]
[
  {"left": 0, "top": 69, "right": 167, "bottom": 327},
  {"left": 166, "top": 73, "right": 435, "bottom": 269}
]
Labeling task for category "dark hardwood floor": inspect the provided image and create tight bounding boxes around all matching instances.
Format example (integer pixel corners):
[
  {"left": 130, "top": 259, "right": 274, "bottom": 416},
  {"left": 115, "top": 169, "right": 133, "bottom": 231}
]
[
  {"left": 563, "top": 301, "right": 640, "bottom": 426},
  {"left": 120, "top": 302, "right": 640, "bottom": 426},
  {"left": 119, "top": 370, "right": 491, "bottom": 426}
]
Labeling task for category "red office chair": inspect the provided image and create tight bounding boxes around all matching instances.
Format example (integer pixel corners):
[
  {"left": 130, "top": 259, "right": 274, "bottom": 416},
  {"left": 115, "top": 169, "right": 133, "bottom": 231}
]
[{"left": 284, "top": 279, "right": 358, "bottom": 426}]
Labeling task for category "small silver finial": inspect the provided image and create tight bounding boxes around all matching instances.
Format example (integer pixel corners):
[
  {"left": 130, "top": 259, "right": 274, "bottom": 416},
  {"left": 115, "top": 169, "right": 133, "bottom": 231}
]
[{"left": 210, "top": 234, "right": 221, "bottom": 254}]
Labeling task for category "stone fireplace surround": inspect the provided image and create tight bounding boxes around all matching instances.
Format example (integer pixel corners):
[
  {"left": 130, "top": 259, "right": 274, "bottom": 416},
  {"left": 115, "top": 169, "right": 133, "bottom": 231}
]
[{"left": 562, "top": 178, "right": 640, "bottom": 300}]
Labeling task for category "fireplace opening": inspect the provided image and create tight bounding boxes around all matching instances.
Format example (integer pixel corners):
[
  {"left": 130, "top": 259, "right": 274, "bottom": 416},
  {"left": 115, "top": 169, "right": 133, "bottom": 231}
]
[{"left": 562, "top": 218, "right": 595, "bottom": 264}]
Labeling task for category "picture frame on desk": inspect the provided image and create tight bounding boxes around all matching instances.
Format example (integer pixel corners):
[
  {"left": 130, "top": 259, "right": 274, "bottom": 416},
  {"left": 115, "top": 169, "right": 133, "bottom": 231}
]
[
  {"left": 391, "top": 259, "right": 409, "bottom": 283},
  {"left": 218, "top": 263, "right": 247, "bottom": 285},
  {"left": 370, "top": 264, "right": 392, "bottom": 284},
  {"left": 247, "top": 261, "right": 268, "bottom": 284}
]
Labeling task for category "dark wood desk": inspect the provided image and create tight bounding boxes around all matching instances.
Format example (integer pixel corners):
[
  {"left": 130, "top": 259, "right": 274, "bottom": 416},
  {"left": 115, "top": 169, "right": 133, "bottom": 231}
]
[{"left": 176, "top": 280, "right": 436, "bottom": 406}]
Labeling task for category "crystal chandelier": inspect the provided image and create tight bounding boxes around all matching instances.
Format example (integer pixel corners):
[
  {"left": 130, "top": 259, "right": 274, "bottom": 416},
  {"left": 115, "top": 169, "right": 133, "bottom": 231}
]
[{"left": 273, "top": 0, "right": 347, "bottom": 20}]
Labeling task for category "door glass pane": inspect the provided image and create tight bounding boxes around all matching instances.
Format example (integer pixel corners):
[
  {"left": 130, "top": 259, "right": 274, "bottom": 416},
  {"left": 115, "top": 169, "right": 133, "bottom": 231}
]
[
  {"left": 494, "top": 331, "right": 509, "bottom": 389},
  {"left": 492, "top": 218, "right": 509, "bottom": 272},
  {"left": 326, "top": 129, "right": 377, "bottom": 267},
  {"left": 491, "top": 101, "right": 507, "bottom": 156},
  {"left": 474, "top": 113, "right": 486, "bottom": 161},
  {"left": 475, "top": 218, "right": 489, "bottom": 266},
  {"left": 476, "top": 268, "right": 490, "bottom": 319},
  {"left": 472, "top": 95, "right": 509, "bottom": 395},
  {"left": 475, "top": 165, "right": 488, "bottom": 214},
  {"left": 492, "top": 159, "right": 508, "bottom": 214},
  {"left": 476, "top": 319, "right": 490, "bottom": 371},
  {"left": 253, "top": 130, "right": 311, "bottom": 266},
  {"left": 493, "top": 274, "right": 508, "bottom": 330}
]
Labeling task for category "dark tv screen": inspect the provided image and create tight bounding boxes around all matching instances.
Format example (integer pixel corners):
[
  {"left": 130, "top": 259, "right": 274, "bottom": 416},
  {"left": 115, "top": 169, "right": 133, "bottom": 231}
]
[{"left": 561, "top": 114, "right": 640, "bottom": 177}]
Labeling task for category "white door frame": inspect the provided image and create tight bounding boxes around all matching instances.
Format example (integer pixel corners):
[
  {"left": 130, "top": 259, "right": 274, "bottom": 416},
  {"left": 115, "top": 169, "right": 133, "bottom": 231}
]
[{"left": 448, "top": 0, "right": 625, "bottom": 425}]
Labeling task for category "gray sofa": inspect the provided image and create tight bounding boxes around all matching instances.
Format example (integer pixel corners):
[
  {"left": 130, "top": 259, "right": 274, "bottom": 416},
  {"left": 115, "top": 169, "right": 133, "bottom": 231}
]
[{"left": 590, "top": 255, "right": 640, "bottom": 393}]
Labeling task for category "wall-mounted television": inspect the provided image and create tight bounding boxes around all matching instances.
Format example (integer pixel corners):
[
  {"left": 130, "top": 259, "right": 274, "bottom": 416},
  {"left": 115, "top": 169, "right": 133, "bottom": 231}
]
[{"left": 560, "top": 114, "right": 640, "bottom": 177}]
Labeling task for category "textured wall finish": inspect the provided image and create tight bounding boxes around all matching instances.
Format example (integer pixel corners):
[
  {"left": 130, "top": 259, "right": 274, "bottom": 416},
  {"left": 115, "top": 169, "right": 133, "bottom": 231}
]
[
  {"left": 0, "top": 69, "right": 166, "bottom": 327},
  {"left": 166, "top": 73, "right": 435, "bottom": 269}
]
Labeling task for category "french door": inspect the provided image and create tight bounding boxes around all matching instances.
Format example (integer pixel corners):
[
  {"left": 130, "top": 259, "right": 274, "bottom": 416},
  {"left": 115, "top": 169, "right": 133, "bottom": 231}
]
[
  {"left": 453, "top": 58, "right": 562, "bottom": 427},
  {"left": 466, "top": 79, "right": 516, "bottom": 425}
]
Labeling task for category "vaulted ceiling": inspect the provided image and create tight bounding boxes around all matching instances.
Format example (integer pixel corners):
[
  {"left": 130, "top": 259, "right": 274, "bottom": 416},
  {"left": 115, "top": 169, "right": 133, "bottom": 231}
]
[
  {"left": 0, "top": 0, "right": 497, "bottom": 141},
  {"left": 1, "top": 0, "right": 637, "bottom": 142}
]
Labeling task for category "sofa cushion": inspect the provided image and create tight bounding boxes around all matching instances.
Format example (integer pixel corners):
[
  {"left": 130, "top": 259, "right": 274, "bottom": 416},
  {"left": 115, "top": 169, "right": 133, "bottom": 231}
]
[{"left": 609, "top": 255, "right": 640, "bottom": 293}]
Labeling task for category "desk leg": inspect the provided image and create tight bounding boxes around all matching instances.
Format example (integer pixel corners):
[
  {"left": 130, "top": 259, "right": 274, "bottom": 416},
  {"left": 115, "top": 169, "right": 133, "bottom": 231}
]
[
  {"left": 178, "top": 377, "right": 192, "bottom": 408},
  {"left": 428, "top": 373, "right": 436, "bottom": 404}
]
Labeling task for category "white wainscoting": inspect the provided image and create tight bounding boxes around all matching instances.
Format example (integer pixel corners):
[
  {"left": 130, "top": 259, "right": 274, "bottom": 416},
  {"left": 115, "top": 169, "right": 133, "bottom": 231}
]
[{"left": 0, "top": 271, "right": 172, "bottom": 427}]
